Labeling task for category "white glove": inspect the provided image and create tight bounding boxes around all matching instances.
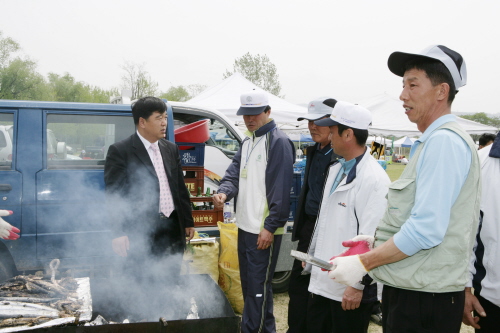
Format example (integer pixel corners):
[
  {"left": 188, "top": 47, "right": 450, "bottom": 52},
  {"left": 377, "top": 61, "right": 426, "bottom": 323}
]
[
  {"left": 328, "top": 255, "right": 368, "bottom": 287},
  {"left": 0, "top": 210, "right": 20, "bottom": 240},
  {"left": 350, "top": 235, "right": 374, "bottom": 249}
]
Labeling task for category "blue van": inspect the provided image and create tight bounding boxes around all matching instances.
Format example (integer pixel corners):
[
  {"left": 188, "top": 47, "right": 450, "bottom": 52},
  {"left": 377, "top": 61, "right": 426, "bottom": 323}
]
[{"left": 0, "top": 99, "right": 245, "bottom": 281}]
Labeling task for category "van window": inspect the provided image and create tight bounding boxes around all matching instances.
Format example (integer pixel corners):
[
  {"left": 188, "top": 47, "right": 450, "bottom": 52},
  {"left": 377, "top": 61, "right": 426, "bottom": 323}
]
[
  {"left": 47, "top": 114, "right": 134, "bottom": 169},
  {"left": 0, "top": 113, "right": 14, "bottom": 169},
  {"left": 207, "top": 119, "right": 240, "bottom": 157},
  {"left": 173, "top": 114, "right": 240, "bottom": 158}
]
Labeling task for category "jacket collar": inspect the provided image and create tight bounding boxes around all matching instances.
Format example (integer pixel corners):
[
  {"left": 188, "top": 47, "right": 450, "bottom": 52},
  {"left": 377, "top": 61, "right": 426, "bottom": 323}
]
[
  {"left": 244, "top": 119, "right": 277, "bottom": 138},
  {"left": 331, "top": 147, "right": 367, "bottom": 184},
  {"left": 345, "top": 149, "right": 367, "bottom": 184}
]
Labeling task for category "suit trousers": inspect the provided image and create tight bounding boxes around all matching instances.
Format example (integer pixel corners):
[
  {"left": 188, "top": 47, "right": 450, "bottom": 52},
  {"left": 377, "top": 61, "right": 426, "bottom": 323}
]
[
  {"left": 287, "top": 214, "right": 317, "bottom": 333},
  {"left": 238, "top": 228, "right": 282, "bottom": 333},
  {"left": 382, "top": 285, "right": 465, "bottom": 333},
  {"left": 126, "top": 211, "right": 184, "bottom": 281},
  {"left": 108, "top": 212, "right": 185, "bottom": 320}
]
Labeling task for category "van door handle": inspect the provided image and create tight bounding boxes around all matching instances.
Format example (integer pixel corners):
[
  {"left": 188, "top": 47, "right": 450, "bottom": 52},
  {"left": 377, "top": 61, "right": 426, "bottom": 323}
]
[{"left": 0, "top": 184, "right": 12, "bottom": 191}]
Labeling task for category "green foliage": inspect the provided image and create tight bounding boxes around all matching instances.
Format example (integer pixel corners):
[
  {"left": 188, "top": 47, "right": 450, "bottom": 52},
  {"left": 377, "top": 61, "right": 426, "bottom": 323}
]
[
  {"left": 159, "top": 84, "right": 208, "bottom": 102},
  {"left": 460, "top": 112, "right": 500, "bottom": 129},
  {"left": 224, "top": 52, "right": 282, "bottom": 97},
  {"left": 46, "top": 72, "right": 116, "bottom": 103},
  {"left": 121, "top": 62, "right": 158, "bottom": 99},
  {"left": 0, "top": 31, "right": 117, "bottom": 102},
  {"left": 0, "top": 32, "right": 47, "bottom": 100},
  {"left": 0, "top": 30, "right": 205, "bottom": 104},
  {"left": 0, "top": 31, "right": 20, "bottom": 68},
  {"left": 160, "top": 85, "right": 190, "bottom": 102},
  {"left": 186, "top": 83, "right": 207, "bottom": 98}
]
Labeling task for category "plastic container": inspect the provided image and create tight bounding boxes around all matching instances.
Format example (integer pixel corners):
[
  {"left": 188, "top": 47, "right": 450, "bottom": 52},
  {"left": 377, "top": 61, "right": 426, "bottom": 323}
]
[
  {"left": 223, "top": 202, "right": 232, "bottom": 223},
  {"left": 177, "top": 142, "right": 205, "bottom": 165},
  {"left": 174, "top": 119, "right": 210, "bottom": 144}
]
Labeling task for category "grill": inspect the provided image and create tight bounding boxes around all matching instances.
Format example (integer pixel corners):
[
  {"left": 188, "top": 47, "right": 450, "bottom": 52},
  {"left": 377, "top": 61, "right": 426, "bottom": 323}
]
[{"left": 2, "top": 274, "right": 240, "bottom": 333}]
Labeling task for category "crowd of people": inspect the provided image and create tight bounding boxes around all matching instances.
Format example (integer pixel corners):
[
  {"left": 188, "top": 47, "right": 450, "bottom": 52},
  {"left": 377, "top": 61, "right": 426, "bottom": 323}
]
[
  {"left": 98, "top": 44, "right": 497, "bottom": 333},
  {"left": 3, "top": 42, "right": 496, "bottom": 333},
  {"left": 284, "top": 45, "right": 498, "bottom": 333},
  {"left": 218, "top": 45, "right": 500, "bottom": 332}
]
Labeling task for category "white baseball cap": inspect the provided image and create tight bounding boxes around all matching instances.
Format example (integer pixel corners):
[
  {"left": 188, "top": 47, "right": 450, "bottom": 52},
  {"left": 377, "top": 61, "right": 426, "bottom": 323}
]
[
  {"left": 314, "top": 100, "right": 372, "bottom": 130},
  {"left": 237, "top": 90, "right": 269, "bottom": 115},
  {"left": 297, "top": 97, "right": 336, "bottom": 121},
  {"left": 388, "top": 45, "right": 467, "bottom": 90}
]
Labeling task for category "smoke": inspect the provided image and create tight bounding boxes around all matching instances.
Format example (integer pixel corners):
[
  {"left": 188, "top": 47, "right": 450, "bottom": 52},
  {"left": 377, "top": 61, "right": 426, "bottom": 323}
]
[{"left": 33, "top": 169, "right": 231, "bottom": 322}]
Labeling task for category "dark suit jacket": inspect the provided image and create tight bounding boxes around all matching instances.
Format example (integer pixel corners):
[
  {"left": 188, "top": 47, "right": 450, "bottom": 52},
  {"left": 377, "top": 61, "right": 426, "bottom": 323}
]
[{"left": 104, "top": 133, "right": 193, "bottom": 249}]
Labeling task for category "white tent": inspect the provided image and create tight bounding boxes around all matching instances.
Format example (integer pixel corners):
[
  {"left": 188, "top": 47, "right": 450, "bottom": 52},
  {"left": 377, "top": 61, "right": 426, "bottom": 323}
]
[
  {"left": 187, "top": 73, "right": 307, "bottom": 126},
  {"left": 393, "top": 136, "right": 415, "bottom": 147},
  {"left": 358, "top": 93, "right": 498, "bottom": 137}
]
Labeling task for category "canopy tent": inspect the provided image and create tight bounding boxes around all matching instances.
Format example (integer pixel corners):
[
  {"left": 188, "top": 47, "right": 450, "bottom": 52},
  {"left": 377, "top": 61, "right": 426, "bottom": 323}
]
[
  {"left": 358, "top": 93, "right": 498, "bottom": 137},
  {"left": 288, "top": 133, "right": 314, "bottom": 142},
  {"left": 394, "top": 136, "right": 415, "bottom": 147},
  {"left": 187, "top": 73, "right": 307, "bottom": 126},
  {"left": 368, "top": 135, "right": 415, "bottom": 147}
]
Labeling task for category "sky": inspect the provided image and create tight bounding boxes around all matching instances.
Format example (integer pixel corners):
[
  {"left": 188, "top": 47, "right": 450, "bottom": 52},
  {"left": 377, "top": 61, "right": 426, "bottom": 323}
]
[{"left": 1, "top": 0, "right": 499, "bottom": 114}]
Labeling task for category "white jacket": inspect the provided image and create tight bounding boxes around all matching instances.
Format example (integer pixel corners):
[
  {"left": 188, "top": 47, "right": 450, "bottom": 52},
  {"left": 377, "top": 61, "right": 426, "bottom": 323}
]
[
  {"left": 308, "top": 149, "right": 390, "bottom": 302},
  {"left": 468, "top": 144, "right": 500, "bottom": 307}
]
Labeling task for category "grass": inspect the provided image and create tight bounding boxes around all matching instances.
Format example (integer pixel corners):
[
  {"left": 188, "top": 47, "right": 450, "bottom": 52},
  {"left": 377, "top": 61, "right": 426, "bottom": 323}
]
[{"left": 385, "top": 162, "right": 406, "bottom": 182}]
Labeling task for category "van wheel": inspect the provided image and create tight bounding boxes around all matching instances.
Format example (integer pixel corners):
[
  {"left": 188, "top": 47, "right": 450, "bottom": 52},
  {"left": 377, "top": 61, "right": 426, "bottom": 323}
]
[
  {"left": 0, "top": 259, "right": 15, "bottom": 283},
  {"left": 272, "top": 270, "right": 292, "bottom": 293}
]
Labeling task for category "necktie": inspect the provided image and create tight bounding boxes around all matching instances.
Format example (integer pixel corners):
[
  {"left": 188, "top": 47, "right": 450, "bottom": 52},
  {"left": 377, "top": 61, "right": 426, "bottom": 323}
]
[{"left": 150, "top": 144, "right": 174, "bottom": 217}]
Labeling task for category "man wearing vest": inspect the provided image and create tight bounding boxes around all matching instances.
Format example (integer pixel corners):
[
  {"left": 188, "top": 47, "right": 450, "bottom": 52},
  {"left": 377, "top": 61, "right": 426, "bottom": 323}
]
[
  {"left": 463, "top": 132, "right": 500, "bottom": 332},
  {"left": 213, "top": 90, "right": 295, "bottom": 333},
  {"left": 287, "top": 97, "right": 341, "bottom": 333},
  {"left": 328, "top": 45, "right": 481, "bottom": 332},
  {"left": 305, "top": 100, "right": 390, "bottom": 333}
]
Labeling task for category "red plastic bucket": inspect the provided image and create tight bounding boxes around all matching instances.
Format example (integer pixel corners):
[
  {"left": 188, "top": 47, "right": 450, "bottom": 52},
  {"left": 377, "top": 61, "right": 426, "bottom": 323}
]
[{"left": 174, "top": 119, "right": 210, "bottom": 144}]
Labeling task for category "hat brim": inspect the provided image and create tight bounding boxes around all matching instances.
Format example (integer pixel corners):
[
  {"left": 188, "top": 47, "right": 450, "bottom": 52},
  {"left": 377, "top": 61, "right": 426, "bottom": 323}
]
[
  {"left": 297, "top": 114, "right": 331, "bottom": 121},
  {"left": 237, "top": 105, "right": 267, "bottom": 116},
  {"left": 314, "top": 118, "right": 339, "bottom": 127},
  {"left": 388, "top": 51, "right": 440, "bottom": 77}
]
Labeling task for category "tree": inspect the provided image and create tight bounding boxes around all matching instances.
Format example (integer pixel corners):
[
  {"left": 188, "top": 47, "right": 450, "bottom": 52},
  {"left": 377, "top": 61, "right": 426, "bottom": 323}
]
[
  {"left": 159, "top": 84, "right": 208, "bottom": 102},
  {"left": 223, "top": 52, "right": 282, "bottom": 97},
  {"left": 460, "top": 112, "right": 500, "bottom": 129},
  {"left": 0, "top": 31, "right": 47, "bottom": 100},
  {"left": 160, "top": 85, "right": 190, "bottom": 102},
  {"left": 46, "top": 72, "right": 116, "bottom": 103},
  {"left": 121, "top": 62, "right": 158, "bottom": 99},
  {"left": 186, "top": 83, "right": 207, "bottom": 98}
]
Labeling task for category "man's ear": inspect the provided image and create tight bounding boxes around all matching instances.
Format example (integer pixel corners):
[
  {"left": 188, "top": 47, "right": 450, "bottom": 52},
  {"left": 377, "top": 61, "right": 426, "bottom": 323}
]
[
  {"left": 344, "top": 128, "right": 354, "bottom": 142},
  {"left": 437, "top": 83, "right": 449, "bottom": 102},
  {"left": 138, "top": 117, "right": 146, "bottom": 128}
]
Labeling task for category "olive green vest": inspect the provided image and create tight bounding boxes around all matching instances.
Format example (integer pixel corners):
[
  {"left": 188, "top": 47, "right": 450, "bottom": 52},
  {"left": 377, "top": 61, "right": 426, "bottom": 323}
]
[{"left": 370, "top": 122, "right": 481, "bottom": 292}]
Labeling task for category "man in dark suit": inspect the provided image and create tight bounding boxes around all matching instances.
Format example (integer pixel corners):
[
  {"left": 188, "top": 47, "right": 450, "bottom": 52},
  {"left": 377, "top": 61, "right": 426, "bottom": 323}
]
[{"left": 104, "top": 96, "right": 194, "bottom": 277}]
